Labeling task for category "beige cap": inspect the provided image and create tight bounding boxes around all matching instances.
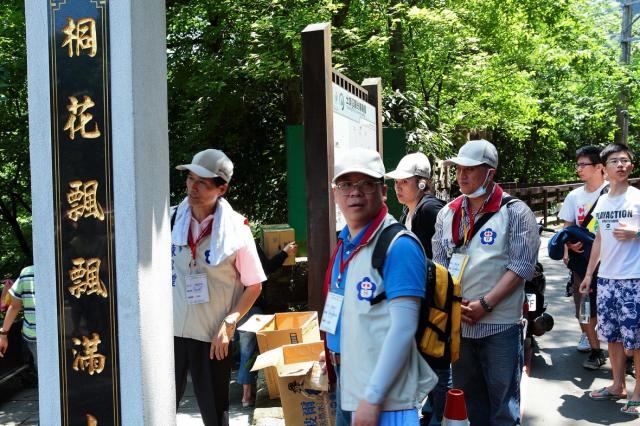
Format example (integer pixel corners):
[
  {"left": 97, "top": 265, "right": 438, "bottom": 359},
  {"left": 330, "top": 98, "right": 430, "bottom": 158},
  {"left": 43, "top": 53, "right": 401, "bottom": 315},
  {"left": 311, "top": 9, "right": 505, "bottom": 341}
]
[
  {"left": 443, "top": 139, "right": 498, "bottom": 168},
  {"left": 385, "top": 152, "right": 431, "bottom": 179},
  {"left": 176, "top": 149, "right": 233, "bottom": 182},
  {"left": 333, "top": 148, "right": 385, "bottom": 183}
]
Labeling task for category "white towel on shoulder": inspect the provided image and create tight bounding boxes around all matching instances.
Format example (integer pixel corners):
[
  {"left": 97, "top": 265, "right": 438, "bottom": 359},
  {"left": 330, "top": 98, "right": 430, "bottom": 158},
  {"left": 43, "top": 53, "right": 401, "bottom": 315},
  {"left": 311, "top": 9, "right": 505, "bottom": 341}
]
[{"left": 171, "top": 197, "right": 246, "bottom": 266}]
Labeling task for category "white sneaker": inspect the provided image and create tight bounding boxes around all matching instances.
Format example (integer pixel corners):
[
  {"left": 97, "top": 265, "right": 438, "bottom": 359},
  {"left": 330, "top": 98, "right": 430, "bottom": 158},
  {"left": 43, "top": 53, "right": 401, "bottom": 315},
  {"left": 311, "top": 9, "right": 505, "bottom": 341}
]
[{"left": 577, "top": 332, "right": 591, "bottom": 352}]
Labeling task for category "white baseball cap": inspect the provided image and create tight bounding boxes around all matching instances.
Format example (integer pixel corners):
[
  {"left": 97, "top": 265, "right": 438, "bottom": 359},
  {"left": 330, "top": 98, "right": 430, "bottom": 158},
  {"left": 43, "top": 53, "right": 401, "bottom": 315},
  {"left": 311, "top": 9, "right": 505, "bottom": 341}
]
[
  {"left": 332, "top": 147, "right": 385, "bottom": 183},
  {"left": 385, "top": 152, "right": 431, "bottom": 179},
  {"left": 176, "top": 149, "right": 234, "bottom": 182},
  {"left": 443, "top": 139, "right": 498, "bottom": 168}
]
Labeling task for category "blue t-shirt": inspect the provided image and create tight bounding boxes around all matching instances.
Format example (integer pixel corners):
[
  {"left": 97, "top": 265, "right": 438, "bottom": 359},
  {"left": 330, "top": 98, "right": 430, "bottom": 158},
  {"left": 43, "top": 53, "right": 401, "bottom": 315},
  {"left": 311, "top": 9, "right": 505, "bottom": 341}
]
[{"left": 325, "top": 222, "right": 426, "bottom": 353}]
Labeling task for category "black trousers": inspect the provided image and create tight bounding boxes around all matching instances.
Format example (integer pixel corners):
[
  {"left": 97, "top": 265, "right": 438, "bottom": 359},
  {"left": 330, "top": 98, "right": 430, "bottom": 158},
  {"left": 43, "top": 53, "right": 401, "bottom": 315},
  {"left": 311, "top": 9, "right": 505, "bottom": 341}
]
[{"left": 174, "top": 336, "right": 232, "bottom": 426}]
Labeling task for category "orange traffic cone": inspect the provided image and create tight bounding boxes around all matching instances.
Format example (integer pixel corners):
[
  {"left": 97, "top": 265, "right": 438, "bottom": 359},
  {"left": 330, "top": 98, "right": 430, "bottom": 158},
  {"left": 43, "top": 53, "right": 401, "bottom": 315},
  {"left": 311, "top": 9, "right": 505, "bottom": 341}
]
[{"left": 441, "top": 389, "right": 470, "bottom": 425}]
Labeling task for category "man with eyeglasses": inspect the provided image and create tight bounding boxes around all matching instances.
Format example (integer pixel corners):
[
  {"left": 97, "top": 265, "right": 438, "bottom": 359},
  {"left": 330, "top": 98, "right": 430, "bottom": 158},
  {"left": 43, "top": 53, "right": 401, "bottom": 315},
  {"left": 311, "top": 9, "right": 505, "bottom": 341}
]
[
  {"left": 580, "top": 144, "right": 640, "bottom": 416},
  {"left": 558, "top": 145, "right": 608, "bottom": 368},
  {"left": 432, "top": 139, "right": 539, "bottom": 425},
  {"left": 320, "top": 147, "right": 436, "bottom": 426}
]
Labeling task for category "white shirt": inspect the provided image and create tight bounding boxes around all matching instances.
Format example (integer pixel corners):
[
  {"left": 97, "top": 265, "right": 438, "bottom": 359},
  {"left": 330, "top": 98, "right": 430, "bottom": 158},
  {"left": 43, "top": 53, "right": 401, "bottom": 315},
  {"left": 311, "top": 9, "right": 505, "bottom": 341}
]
[
  {"left": 593, "top": 186, "right": 640, "bottom": 279},
  {"left": 558, "top": 182, "right": 608, "bottom": 233}
]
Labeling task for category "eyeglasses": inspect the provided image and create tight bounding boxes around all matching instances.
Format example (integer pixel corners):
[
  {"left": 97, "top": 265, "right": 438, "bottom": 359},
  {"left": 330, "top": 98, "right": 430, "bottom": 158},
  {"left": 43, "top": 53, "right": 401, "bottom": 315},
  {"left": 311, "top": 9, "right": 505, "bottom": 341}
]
[
  {"left": 333, "top": 179, "right": 382, "bottom": 194},
  {"left": 575, "top": 162, "right": 595, "bottom": 169},
  {"left": 606, "top": 157, "right": 632, "bottom": 166}
]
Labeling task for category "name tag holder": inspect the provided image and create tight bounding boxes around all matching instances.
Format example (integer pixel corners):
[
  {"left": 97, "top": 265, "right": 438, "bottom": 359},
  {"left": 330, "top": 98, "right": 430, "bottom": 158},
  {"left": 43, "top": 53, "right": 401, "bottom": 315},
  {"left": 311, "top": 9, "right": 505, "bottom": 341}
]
[
  {"left": 448, "top": 252, "right": 469, "bottom": 283},
  {"left": 320, "top": 292, "right": 344, "bottom": 335},
  {"left": 186, "top": 272, "right": 210, "bottom": 304}
]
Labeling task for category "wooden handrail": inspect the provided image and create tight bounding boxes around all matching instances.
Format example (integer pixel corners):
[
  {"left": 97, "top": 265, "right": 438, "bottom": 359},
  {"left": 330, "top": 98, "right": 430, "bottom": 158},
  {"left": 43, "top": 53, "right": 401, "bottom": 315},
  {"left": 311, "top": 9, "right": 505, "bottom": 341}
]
[{"left": 500, "top": 178, "right": 640, "bottom": 225}]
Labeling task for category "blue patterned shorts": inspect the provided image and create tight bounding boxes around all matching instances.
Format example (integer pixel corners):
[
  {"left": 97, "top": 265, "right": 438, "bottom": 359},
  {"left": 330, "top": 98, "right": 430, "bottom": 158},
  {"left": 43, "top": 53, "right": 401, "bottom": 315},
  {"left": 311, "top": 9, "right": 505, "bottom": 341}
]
[{"left": 597, "top": 277, "right": 640, "bottom": 350}]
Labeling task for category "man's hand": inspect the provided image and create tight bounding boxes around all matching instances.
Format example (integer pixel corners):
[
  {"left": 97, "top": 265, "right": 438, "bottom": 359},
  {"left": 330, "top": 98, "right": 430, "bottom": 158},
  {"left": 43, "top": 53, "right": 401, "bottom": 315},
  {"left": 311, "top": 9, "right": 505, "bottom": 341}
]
[
  {"left": 578, "top": 275, "right": 593, "bottom": 295},
  {"left": 563, "top": 241, "right": 584, "bottom": 265},
  {"left": 352, "top": 400, "right": 381, "bottom": 426},
  {"left": 318, "top": 351, "right": 327, "bottom": 375},
  {"left": 0, "top": 335, "right": 8, "bottom": 358},
  {"left": 460, "top": 299, "right": 486, "bottom": 325},
  {"left": 613, "top": 222, "right": 638, "bottom": 241},
  {"left": 283, "top": 242, "right": 298, "bottom": 256},
  {"left": 210, "top": 323, "right": 232, "bottom": 361},
  {"left": 566, "top": 241, "right": 584, "bottom": 253}
]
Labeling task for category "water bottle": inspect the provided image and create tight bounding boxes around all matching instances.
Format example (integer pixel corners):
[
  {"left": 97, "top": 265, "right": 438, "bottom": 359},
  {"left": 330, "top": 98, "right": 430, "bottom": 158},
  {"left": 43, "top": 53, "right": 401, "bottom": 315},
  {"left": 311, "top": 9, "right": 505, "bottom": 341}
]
[{"left": 579, "top": 294, "right": 591, "bottom": 324}]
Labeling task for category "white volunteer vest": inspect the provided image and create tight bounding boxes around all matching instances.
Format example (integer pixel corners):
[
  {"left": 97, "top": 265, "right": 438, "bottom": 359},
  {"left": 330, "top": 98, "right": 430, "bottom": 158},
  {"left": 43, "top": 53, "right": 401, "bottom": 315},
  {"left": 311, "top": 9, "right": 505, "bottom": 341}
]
[
  {"left": 172, "top": 233, "right": 244, "bottom": 342},
  {"left": 440, "top": 198, "right": 524, "bottom": 324},
  {"left": 339, "top": 215, "right": 437, "bottom": 411}
]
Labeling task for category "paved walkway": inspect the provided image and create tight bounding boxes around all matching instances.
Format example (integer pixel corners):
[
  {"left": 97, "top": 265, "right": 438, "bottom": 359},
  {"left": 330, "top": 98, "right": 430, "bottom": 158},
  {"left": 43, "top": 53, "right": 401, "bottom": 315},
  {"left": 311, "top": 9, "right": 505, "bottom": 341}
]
[
  {"left": 0, "top": 369, "right": 283, "bottom": 426},
  {"left": 524, "top": 233, "right": 638, "bottom": 425}
]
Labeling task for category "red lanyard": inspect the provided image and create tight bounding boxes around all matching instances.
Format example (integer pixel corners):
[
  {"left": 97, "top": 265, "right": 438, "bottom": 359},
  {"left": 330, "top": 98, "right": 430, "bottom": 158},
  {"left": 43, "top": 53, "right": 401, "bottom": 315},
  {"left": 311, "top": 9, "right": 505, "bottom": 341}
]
[
  {"left": 335, "top": 241, "right": 364, "bottom": 288},
  {"left": 187, "top": 220, "right": 213, "bottom": 263}
]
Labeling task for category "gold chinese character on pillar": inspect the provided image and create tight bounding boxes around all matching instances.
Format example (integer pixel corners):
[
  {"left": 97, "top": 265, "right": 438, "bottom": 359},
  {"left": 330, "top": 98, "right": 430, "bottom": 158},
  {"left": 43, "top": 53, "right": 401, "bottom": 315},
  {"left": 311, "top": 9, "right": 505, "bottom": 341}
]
[
  {"left": 62, "top": 17, "right": 97, "bottom": 58},
  {"left": 66, "top": 180, "right": 105, "bottom": 221},
  {"left": 72, "top": 333, "right": 106, "bottom": 375},
  {"left": 64, "top": 95, "right": 101, "bottom": 140},
  {"left": 68, "top": 258, "right": 107, "bottom": 299}
]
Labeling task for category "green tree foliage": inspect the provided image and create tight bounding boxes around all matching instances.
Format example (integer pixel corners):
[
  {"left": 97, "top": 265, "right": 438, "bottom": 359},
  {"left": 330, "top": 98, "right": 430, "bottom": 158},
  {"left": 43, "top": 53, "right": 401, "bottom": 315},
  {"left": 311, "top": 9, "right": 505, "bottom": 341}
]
[
  {"left": 0, "top": 0, "right": 639, "bottom": 277},
  {"left": 0, "top": 0, "right": 31, "bottom": 278}
]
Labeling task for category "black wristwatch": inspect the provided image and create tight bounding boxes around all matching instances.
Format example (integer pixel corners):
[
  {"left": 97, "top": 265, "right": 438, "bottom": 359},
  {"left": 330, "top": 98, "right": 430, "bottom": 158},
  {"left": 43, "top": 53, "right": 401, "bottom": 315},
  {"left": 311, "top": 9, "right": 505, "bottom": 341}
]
[
  {"left": 0, "top": 328, "right": 8, "bottom": 336},
  {"left": 479, "top": 296, "right": 494, "bottom": 313}
]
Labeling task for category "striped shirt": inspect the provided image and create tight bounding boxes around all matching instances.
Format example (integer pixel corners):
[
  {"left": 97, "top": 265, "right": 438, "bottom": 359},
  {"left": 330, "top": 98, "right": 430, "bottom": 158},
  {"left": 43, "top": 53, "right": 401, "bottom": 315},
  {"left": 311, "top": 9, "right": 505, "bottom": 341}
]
[
  {"left": 9, "top": 265, "right": 36, "bottom": 341},
  {"left": 432, "top": 187, "right": 540, "bottom": 338}
]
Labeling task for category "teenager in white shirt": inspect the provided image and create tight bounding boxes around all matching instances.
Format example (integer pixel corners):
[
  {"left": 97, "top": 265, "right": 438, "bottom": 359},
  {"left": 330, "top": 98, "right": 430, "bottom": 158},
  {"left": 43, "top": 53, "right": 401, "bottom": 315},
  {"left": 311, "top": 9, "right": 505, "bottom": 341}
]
[
  {"left": 558, "top": 145, "right": 607, "bottom": 368},
  {"left": 581, "top": 144, "right": 640, "bottom": 416}
]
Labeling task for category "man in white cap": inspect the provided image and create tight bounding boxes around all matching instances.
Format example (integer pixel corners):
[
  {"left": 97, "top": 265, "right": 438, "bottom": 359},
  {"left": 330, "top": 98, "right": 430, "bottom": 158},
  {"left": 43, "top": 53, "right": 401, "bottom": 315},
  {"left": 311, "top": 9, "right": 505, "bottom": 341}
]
[
  {"left": 321, "top": 147, "right": 435, "bottom": 426},
  {"left": 432, "top": 140, "right": 539, "bottom": 425},
  {"left": 171, "top": 149, "right": 266, "bottom": 426}
]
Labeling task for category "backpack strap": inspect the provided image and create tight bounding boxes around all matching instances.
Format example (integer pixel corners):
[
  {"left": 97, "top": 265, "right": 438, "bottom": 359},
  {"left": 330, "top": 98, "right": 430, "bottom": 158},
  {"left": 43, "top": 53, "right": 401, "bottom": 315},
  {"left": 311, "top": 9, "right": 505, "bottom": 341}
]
[
  {"left": 580, "top": 184, "right": 608, "bottom": 228},
  {"left": 170, "top": 207, "right": 178, "bottom": 231},
  {"left": 369, "top": 223, "right": 406, "bottom": 306},
  {"left": 457, "top": 196, "right": 516, "bottom": 247}
]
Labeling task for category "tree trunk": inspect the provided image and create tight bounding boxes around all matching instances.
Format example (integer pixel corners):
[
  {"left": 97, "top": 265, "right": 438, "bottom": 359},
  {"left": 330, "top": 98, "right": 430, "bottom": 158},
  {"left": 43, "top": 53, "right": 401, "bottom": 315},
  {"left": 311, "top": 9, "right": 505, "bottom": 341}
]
[
  {"left": 0, "top": 198, "right": 32, "bottom": 262},
  {"left": 388, "top": 0, "right": 406, "bottom": 92}
]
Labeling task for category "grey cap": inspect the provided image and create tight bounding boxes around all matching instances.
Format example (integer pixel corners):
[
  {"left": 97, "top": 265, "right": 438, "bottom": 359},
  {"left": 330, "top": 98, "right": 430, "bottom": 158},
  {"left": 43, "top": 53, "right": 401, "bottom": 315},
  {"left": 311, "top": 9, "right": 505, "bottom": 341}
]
[
  {"left": 385, "top": 152, "right": 431, "bottom": 179},
  {"left": 443, "top": 139, "right": 498, "bottom": 168},
  {"left": 333, "top": 147, "right": 385, "bottom": 183},
  {"left": 176, "top": 149, "right": 233, "bottom": 182}
]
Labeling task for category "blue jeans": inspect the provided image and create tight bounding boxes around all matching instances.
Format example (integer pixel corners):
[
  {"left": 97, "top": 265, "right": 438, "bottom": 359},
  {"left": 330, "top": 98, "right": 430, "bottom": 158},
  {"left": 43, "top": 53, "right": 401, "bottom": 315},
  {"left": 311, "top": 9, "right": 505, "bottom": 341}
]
[
  {"left": 452, "top": 325, "right": 523, "bottom": 426},
  {"left": 235, "top": 306, "right": 262, "bottom": 386},
  {"left": 422, "top": 366, "right": 452, "bottom": 426}
]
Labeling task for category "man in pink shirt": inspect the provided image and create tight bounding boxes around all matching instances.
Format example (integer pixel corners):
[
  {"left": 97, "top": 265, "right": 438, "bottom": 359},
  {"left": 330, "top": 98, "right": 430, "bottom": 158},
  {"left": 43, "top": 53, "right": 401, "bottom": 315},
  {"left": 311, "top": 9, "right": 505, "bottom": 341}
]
[{"left": 171, "top": 149, "right": 266, "bottom": 426}]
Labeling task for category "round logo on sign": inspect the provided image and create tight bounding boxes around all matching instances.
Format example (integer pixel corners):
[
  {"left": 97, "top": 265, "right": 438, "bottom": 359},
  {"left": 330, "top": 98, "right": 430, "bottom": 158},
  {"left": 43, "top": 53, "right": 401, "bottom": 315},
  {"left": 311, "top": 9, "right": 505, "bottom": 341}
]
[
  {"left": 480, "top": 228, "right": 497, "bottom": 245},
  {"left": 357, "top": 277, "right": 377, "bottom": 301}
]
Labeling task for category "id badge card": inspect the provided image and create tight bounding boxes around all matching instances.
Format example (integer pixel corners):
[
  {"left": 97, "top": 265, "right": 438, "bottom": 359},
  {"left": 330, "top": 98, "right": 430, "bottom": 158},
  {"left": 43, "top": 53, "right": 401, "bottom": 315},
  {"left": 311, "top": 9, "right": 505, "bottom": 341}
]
[
  {"left": 319, "top": 292, "right": 344, "bottom": 335},
  {"left": 185, "top": 273, "right": 210, "bottom": 304},
  {"left": 448, "top": 253, "right": 469, "bottom": 283}
]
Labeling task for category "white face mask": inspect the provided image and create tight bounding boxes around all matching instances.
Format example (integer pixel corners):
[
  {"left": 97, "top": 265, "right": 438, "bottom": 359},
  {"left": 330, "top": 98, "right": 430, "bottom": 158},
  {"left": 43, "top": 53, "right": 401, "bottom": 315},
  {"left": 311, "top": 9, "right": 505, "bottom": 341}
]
[{"left": 463, "top": 169, "right": 492, "bottom": 199}]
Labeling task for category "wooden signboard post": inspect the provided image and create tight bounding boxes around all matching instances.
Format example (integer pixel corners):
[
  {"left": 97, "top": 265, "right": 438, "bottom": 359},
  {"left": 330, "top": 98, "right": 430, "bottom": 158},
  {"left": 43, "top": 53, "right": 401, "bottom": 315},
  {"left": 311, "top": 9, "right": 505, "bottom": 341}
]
[{"left": 301, "top": 23, "right": 383, "bottom": 314}]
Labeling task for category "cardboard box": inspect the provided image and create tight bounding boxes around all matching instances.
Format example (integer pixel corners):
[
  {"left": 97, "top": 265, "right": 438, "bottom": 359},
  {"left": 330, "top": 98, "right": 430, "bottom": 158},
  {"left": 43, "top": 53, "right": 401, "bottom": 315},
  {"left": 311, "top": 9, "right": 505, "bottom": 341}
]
[
  {"left": 251, "top": 341, "right": 336, "bottom": 426},
  {"left": 238, "top": 311, "right": 320, "bottom": 398},
  {"left": 262, "top": 224, "right": 295, "bottom": 266}
]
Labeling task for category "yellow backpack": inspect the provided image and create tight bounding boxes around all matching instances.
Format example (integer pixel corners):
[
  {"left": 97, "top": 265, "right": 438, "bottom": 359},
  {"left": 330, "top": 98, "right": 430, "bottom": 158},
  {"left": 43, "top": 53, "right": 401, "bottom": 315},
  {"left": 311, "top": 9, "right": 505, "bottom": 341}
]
[
  {"left": 418, "top": 260, "right": 461, "bottom": 364},
  {"left": 370, "top": 224, "right": 461, "bottom": 365}
]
